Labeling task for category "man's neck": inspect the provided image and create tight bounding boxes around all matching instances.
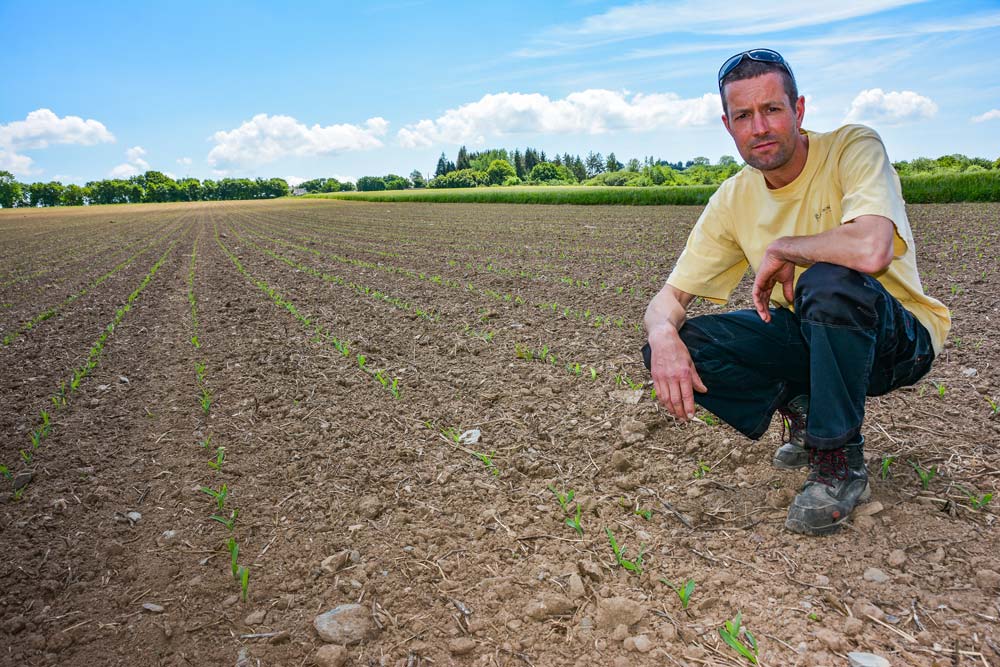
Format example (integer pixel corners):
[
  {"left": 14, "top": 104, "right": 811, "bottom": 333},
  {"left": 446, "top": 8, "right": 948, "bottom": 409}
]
[{"left": 763, "top": 132, "right": 810, "bottom": 189}]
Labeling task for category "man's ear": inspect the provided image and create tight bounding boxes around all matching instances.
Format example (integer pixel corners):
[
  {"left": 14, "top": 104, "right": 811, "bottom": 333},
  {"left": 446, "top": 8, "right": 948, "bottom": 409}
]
[{"left": 795, "top": 95, "right": 805, "bottom": 128}]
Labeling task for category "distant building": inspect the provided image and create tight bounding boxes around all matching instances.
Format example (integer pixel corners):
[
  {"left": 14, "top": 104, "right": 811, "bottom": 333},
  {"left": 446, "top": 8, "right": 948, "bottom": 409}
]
[{"left": 292, "top": 187, "right": 307, "bottom": 196}]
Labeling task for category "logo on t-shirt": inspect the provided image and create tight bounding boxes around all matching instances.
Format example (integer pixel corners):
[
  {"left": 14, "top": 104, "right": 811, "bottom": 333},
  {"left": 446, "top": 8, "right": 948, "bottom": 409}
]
[{"left": 814, "top": 205, "right": 832, "bottom": 222}]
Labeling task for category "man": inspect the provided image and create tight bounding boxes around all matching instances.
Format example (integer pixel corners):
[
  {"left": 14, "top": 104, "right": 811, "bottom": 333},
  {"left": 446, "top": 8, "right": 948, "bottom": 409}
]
[{"left": 642, "top": 49, "right": 950, "bottom": 536}]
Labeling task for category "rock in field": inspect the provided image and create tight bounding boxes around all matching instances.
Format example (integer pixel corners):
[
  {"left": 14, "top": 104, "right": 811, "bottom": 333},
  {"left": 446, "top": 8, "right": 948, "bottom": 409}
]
[
  {"left": 314, "top": 644, "right": 348, "bottom": 667},
  {"left": 448, "top": 637, "right": 476, "bottom": 655},
  {"left": 313, "top": 604, "right": 378, "bottom": 645},
  {"left": 525, "top": 593, "right": 575, "bottom": 620},
  {"left": 595, "top": 597, "right": 645, "bottom": 629},
  {"left": 848, "top": 653, "right": 891, "bottom": 667}
]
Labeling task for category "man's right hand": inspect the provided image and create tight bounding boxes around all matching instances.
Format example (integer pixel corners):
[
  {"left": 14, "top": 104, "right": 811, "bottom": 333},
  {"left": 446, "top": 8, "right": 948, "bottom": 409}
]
[{"left": 648, "top": 327, "right": 707, "bottom": 421}]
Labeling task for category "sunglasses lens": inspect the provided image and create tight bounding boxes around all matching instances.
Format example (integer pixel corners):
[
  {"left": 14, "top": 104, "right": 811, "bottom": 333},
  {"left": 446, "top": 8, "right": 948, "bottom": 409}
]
[
  {"left": 718, "top": 54, "right": 745, "bottom": 82},
  {"left": 746, "top": 49, "right": 782, "bottom": 63}
]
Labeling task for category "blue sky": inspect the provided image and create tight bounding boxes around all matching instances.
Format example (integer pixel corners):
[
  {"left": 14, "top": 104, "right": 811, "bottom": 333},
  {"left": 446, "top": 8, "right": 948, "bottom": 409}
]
[{"left": 2, "top": 0, "right": 998, "bottom": 185}]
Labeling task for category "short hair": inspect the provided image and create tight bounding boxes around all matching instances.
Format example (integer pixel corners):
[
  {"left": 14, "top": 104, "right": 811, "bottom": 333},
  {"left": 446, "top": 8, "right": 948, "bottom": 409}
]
[{"left": 720, "top": 59, "right": 798, "bottom": 117}]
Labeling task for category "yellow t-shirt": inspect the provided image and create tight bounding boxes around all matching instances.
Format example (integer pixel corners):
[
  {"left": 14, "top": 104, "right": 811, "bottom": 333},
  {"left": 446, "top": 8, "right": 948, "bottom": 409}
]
[{"left": 667, "top": 124, "right": 950, "bottom": 354}]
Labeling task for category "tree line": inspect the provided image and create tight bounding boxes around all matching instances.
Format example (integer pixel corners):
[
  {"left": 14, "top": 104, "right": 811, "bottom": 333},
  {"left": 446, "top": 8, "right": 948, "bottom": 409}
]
[
  {"left": 0, "top": 170, "right": 291, "bottom": 208},
  {"left": 350, "top": 148, "right": 1000, "bottom": 192}
]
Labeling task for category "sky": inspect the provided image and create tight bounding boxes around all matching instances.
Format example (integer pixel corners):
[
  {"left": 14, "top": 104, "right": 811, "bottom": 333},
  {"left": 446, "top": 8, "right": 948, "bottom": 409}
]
[{"left": 2, "top": 0, "right": 999, "bottom": 186}]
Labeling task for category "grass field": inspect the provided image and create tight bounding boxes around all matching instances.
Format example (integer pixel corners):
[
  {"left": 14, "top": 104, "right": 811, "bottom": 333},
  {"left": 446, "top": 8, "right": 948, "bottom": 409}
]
[
  {"left": 2, "top": 199, "right": 998, "bottom": 666},
  {"left": 309, "top": 170, "right": 1000, "bottom": 205}
]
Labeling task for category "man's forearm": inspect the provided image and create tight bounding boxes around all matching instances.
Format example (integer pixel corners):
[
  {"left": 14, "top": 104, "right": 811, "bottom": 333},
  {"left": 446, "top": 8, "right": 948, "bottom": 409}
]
[
  {"left": 644, "top": 285, "right": 692, "bottom": 340},
  {"left": 769, "top": 215, "right": 895, "bottom": 275}
]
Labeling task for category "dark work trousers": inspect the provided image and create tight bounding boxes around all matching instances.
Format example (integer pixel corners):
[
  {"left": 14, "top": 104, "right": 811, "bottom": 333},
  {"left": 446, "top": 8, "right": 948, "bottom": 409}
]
[{"left": 642, "top": 263, "right": 935, "bottom": 450}]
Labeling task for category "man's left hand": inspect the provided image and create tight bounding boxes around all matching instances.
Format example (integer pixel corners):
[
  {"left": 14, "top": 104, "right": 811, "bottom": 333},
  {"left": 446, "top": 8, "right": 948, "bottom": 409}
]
[{"left": 752, "top": 245, "right": 796, "bottom": 322}]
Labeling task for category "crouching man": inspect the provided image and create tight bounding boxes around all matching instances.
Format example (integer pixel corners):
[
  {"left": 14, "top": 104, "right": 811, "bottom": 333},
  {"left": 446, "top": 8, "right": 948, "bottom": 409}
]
[{"left": 642, "top": 49, "right": 950, "bottom": 535}]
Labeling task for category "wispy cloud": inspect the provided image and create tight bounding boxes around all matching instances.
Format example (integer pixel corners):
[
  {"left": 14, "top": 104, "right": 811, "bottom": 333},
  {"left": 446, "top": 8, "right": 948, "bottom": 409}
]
[
  {"left": 207, "top": 114, "right": 388, "bottom": 168},
  {"left": 971, "top": 109, "right": 1000, "bottom": 123},
  {"left": 398, "top": 89, "right": 720, "bottom": 147},
  {"left": 516, "top": 0, "right": 926, "bottom": 57},
  {"left": 0, "top": 108, "right": 115, "bottom": 176},
  {"left": 843, "top": 89, "right": 937, "bottom": 126}
]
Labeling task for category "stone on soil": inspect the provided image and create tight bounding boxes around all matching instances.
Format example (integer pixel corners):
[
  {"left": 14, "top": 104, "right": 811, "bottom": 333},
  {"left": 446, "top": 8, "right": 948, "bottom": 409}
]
[
  {"left": 314, "top": 644, "right": 348, "bottom": 667},
  {"left": 863, "top": 567, "right": 890, "bottom": 583},
  {"left": 448, "top": 637, "right": 476, "bottom": 655},
  {"left": 568, "top": 573, "right": 586, "bottom": 599},
  {"left": 357, "top": 495, "right": 382, "bottom": 519},
  {"left": 848, "top": 653, "right": 891, "bottom": 667},
  {"left": 313, "top": 604, "right": 377, "bottom": 645},
  {"left": 525, "top": 593, "right": 575, "bottom": 620},
  {"left": 887, "top": 549, "right": 907, "bottom": 567},
  {"left": 244, "top": 610, "right": 266, "bottom": 625},
  {"left": 595, "top": 597, "right": 645, "bottom": 628},
  {"left": 976, "top": 569, "right": 1000, "bottom": 589},
  {"left": 321, "top": 551, "right": 351, "bottom": 573},
  {"left": 814, "top": 628, "right": 846, "bottom": 652},
  {"left": 142, "top": 603, "right": 165, "bottom": 613},
  {"left": 577, "top": 559, "right": 602, "bottom": 581},
  {"left": 626, "top": 635, "right": 653, "bottom": 653}
]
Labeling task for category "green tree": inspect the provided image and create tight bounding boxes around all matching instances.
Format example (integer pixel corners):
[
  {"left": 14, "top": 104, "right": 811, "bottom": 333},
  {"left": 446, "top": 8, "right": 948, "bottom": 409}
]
[
  {"left": 383, "top": 174, "right": 410, "bottom": 190},
  {"left": 357, "top": 176, "right": 386, "bottom": 191},
  {"left": 410, "top": 170, "right": 426, "bottom": 188},
  {"left": 606, "top": 152, "right": 623, "bottom": 172},
  {"left": 456, "top": 145, "right": 471, "bottom": 170},
  {"left": 61, "top": 184, "right": 86, "bottom": 206},
  {"left": 585, "top": 152, "right": 604, "bottom": 177},
  {"left": 0, "top": 170, "right": 23, "bottom": 208},
  {"left": 485, "top": 159, "right": 516, "bottom": 185}
]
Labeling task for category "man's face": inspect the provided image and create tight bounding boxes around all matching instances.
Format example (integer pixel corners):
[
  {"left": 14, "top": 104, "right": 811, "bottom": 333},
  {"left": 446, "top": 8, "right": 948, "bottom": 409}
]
[{"left": 721, "top": 72, "right": 804, "bottom": 173}]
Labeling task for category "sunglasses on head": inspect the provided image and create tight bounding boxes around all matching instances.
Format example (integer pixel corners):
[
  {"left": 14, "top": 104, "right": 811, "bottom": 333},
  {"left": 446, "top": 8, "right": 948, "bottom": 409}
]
[{"left": 718, "top": 49, "right": 795, "bottom": 91}]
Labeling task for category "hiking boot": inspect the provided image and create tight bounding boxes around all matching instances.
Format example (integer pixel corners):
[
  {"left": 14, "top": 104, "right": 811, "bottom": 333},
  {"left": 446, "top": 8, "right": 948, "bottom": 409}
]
[
  {"left": 785, "top": 440, "right": 870, "bottom": 536},
  {"left": 772, "top": 394, "right": 809, "bottom": 470}
]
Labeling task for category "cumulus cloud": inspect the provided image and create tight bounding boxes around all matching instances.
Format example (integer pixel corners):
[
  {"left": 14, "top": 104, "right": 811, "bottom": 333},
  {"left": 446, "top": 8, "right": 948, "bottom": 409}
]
[
  {"left": 0, "top": 108, "right": 115, "bottom": 176},
  {"left": 177, "top": 156, "right": 193, "bottom": 166},
  {"left": 398, "top": 90, "right": 721, "bottom": 147},
  {"left": 971, "top": 109, "right": 1000, "bottom": 123},
  {"left": 843, "top": 89, "right": 937, "bottom": 126},
  {"left": 108, "top": 146, "right": 151, "bottom": 178},
  {"left": 207, "top": 114, "right": 388, "bottom": 167}
]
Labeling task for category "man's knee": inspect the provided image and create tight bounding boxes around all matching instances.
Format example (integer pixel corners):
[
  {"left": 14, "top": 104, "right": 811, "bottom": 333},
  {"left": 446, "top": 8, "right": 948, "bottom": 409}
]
[{"left": 795, "top": 262, "right": 880, "bottom": 328}]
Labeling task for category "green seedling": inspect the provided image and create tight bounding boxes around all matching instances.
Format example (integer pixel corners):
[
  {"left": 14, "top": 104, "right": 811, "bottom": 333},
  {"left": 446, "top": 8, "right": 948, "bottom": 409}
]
[
  {"left": 442, "top": 427, "right": 461, "bottom": 443},
  {"left": 931, "top": 381, "right": 946, "bottom": 397},
  {"left": 634, "top": 508, "right": 652, "bottom": 521},
  {"left": 20, "top": 449, "right": 32, "bottom": 465},
  {"left": 200, "top": 483, "right": 228, "bottom": 511},
  {"left": 227, "top": 537, "right": 240, "bottom": 578},
  {"left": 12, "top": 486, "right": 26, "bottom": 501},
  {"left": 474, "top": 450, "right": 499, "bottom": 476},
  {"left": 698, "top": 412, "right": 719, "bottom": 426},
  {"left": 40, "top": 410, "right": 51, "bottom": 435},
  {"left": 719, "top": 611, "right": 759, "bottom": 665},
  {"left": 194, "top": 361, "right": 206, "bottom": 382},
  {"left": 565, "top": 504, "right": 583, "bottom": 536},
  {"left": 238, "top": 565, "right": 250, "bottom": 601},
  {"left": 808, "top": 612, "right": 820, "bottom": 622},
  {"left": 29, "top": 430, "right": 41, "bottom": 449},
  {"left": 548, "top": 485, "right": 575, "bottom": 513},
  {"left": 693, "top": 461, "right": 711, "bottom": 479},
  {"left": 910, "top": 460, "right": 938, "bottom": 489},
  {"left": 208, "top": 446, "right": 225, "bottom": 471},
  {"left": 969, "top": 493, "right": 994, "bottom": 510},
  {"left": 357, "top": 354, "right": 367, "bottom": 369},
  {"left": 880, "top": 455, "right": 896, "bottom": 480},
  {"left": 210, "top": 508, "right": 239, "bottom": 530},
  {"left": 199, "top": 387, "right": 211, "bottom": 414},
  {"left": 0, "top": 465, "right": 9, "bottom": 480},
  {"left": 986, "top": 397, "right": 999, "bottom": 416},
  {"left": 200, "top": 433, "right": 212, "bottom": 449},
  {"left": 606, "top": 527, "right": 644, "bottom": 575},
  {"left": 589, "top": 367, "right": 598, "bottom": 380},
  {"left": 661, "top": 578, "right": 696, "bottom": 610}
]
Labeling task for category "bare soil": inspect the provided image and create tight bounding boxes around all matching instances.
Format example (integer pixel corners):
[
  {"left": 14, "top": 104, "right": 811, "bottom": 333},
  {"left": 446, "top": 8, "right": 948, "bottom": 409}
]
[{"left": 1, "top": 200, "right": 998, "bottom": 667}]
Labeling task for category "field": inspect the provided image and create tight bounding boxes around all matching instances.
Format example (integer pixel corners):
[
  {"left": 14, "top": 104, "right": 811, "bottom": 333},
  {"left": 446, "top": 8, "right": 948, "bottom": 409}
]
[{"left": 1, "top": 199, "right": 998, "bottom": 667}]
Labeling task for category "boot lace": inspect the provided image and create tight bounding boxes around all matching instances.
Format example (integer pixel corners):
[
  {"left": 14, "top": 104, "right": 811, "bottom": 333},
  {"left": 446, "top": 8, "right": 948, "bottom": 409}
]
[
  {"left": 778, "top": 405, "right": 807, "bottom": 444},
  {"left": 807, "top": 448, "right": 848, "bottom": 487}
]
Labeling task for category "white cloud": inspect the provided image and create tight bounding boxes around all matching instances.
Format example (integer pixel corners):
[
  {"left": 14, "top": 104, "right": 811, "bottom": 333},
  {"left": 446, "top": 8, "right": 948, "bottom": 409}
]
[
  {"left": 207, "top": 114, "right": 388, "bottom": 167},
  {"left": 0, "top": 108, "right": 115, "bottom": 176},
  {"left": 518, "top": 0, "right": 924, "bottom": 56},
  {"left": 177, "top": 156, "right": 193, "bottom": 166},
  {"left": 108, "top": 146, "right": 151, "bottom": 178},
  {"left": 285, "top": 175, "right": 307, "bottom": 187},
  {"left": 398, "top": 90, "right": 721, "bottom": 147},
  {"left": 971, "top": 109, "right": 1000, "bottom": 123},
  {"left": 843, "top": 89, "right": 937, "bottom": 126}
]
